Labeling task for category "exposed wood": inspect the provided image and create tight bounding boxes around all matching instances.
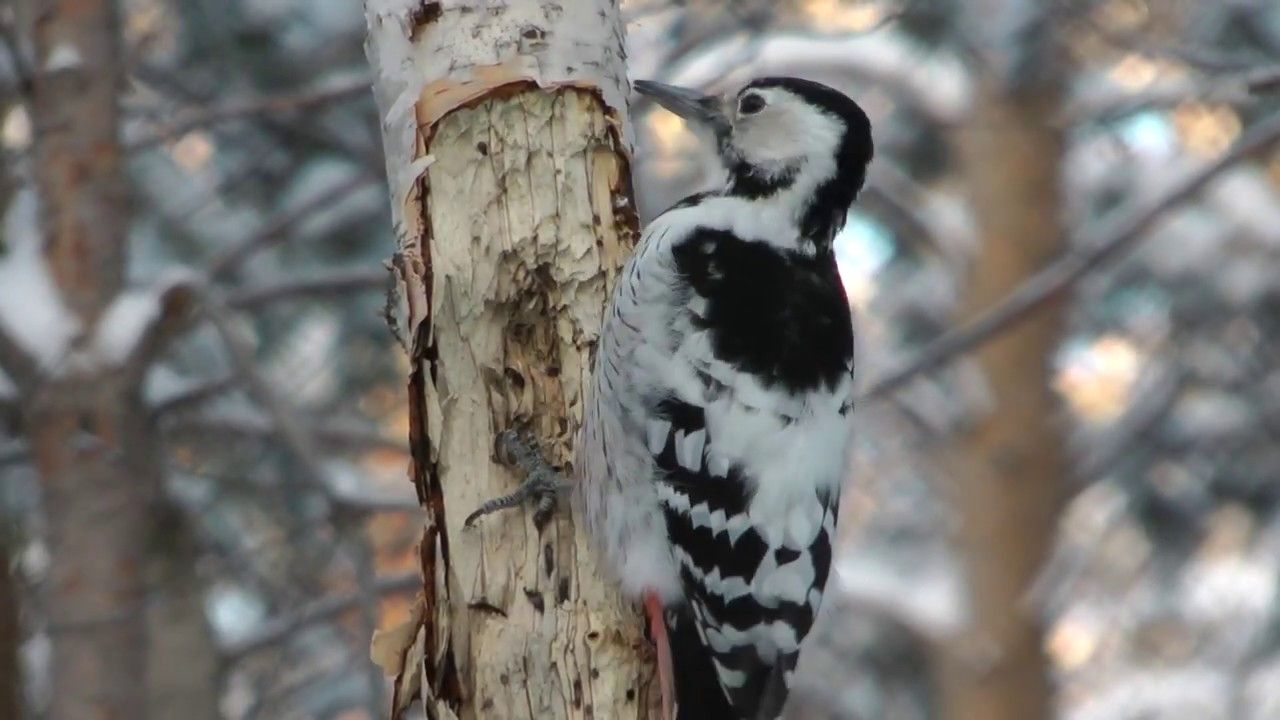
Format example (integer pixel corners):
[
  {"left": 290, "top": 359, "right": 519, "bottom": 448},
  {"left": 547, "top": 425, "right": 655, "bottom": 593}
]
[{"left": 363, "top": 1, "right": 656, "bottom": 718}]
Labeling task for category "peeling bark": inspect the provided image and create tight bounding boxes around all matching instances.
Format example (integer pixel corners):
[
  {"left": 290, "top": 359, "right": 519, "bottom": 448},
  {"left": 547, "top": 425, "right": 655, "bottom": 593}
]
[{"left": 363, "top": 1, "right": 656, "bottom": 718}]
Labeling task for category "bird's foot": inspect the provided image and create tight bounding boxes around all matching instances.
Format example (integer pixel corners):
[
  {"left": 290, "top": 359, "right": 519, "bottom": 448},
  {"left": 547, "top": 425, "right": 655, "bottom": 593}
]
[{"left": 464, "top": 430, "right": 569, "bottom": 528}]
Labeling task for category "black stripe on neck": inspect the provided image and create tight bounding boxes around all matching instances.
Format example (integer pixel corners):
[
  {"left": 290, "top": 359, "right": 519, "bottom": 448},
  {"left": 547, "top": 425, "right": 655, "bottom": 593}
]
[
  {"left": 722, "top": 156, "right": 864, "bottom": 247},
  {"left": 798, "top": 165, "right": 864, "bottom": 245},
  {"left": 725, "top": 158, "right": 797, "bottom": 199}
]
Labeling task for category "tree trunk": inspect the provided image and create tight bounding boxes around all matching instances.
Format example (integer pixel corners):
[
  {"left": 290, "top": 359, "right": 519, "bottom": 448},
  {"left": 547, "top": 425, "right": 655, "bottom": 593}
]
[
  {"left": 27, "top": 388, "right": 159, "bottom": 720},
  {"left": 363, "top": 1, "right": 656, "bottom": 718},
  {"left": 15, "top": 2, "right": 157, "bottom": 718},
  {"left": 146, "top": 519, "right": 219, "bottom": 720},
  {"left": 0, "top": 532, "right": 19, "bottom": 720},
  {"left": 31, "top": 0, "right": 127, "bottom": 323},
  {"left": 934, "top": 9, "right": 1068, "bottom": 720}
]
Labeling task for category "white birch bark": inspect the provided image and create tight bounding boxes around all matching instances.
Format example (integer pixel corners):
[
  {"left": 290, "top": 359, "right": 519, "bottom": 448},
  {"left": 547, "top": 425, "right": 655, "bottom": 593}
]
[{"left": 362, "top": 1, "right": 656, "bottom": 718}]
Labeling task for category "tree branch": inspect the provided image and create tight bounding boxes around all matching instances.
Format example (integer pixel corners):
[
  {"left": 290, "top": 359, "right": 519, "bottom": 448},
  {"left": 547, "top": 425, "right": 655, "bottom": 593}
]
[
  {"left": 0, "top": 16, "right": 33, "bottom": 98},
  {"left": 163, "top": 413, "right": 407, "bottom": 455},
  {"left": 1065, "top": 63, "right": 1280, "bottom": 124},
  {"left": 105, "top": 274, "right": 201, "bottom": 385},
  {"left": 1089, "top": 20, "right": 1262, "bottom": 73},
  {"left": 226, "top": 268, "right": 389, "bottom": 311},
  {"left": 1077, "top": 367, "right": 1181, "bottom": 479},
  {"left": 204, "top": 175, "right": 369, "bottom": 281},
  {"left": 200, "top": 291, "right": 339, "bottom": 498},
  {"left": 864, "top": 158, "right": 972, "bottom": 259},
  {"left": 0, "top": 326, "right": 38, "bottom": 392},
  {"left": 127, "top": 76, "right": 371, "bottom": 151},
  {"left": 132, "top": 63, "right": 383, "bottom": 175},
  {"left": 0, "top": 443, "right": 28, "bottom": 469},
  {"left": 150, "top": 374, "right": 238, "bottom": 417},
  {"left": 859, "top": 109, "right": 1280, "bottom": 403},
  {"left": 220, "top": 571, "right": 419, "bottom": 661},
  {"left": 1247, "top": 64, "right": 1280, "bottom": 94},
  {"left": 342, "top": 524, "right": 386, "bottom": 715}
]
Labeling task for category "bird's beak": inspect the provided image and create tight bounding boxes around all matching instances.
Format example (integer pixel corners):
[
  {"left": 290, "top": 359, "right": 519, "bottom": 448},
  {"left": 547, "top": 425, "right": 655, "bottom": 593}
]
[{"left": 633, "top": 80, "right": 730, "bottom": 136}]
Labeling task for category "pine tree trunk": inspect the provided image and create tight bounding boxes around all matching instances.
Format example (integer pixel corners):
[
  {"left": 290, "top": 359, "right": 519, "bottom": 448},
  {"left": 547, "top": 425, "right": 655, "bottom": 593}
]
[
  {"left": 147, "top": 530, "right": 219, "bottom": 720},
  {"left": 1, "top": 136, "right": 24, "bottom": 720},
  {"left": 0, "top": 532, "right": 19, "bottom": 720},
  {"left": 363, "top": 1, "right": 657, "bottom": 718},
  {"left": 934, "top": 8, "right": 1067, "bottom": 719},
  {"left": 18, "top": 2, "right": 157, "bottom": 718}
]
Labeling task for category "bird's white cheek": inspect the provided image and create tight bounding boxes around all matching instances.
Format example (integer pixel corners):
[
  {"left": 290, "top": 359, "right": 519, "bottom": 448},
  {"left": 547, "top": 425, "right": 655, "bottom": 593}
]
[{"left": 733, "top": 124, "right": 799, "bottom": 167}]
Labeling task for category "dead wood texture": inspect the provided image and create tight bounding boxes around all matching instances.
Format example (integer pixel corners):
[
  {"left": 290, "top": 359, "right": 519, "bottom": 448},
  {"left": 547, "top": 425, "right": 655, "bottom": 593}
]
[{"left": 363, "top": 1, "right": 659, "bottom": 718}]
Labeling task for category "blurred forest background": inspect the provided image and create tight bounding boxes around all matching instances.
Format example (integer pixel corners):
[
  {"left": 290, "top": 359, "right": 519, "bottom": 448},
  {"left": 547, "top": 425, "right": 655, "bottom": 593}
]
[{"left": 3, "top": 0, "right": 1280, "bottom": 718}]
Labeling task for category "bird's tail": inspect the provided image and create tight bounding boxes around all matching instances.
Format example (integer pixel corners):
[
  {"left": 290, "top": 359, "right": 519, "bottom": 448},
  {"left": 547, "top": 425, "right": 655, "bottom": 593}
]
[{"left": 665, "top": 607, "right": 737, "bottom": 720}]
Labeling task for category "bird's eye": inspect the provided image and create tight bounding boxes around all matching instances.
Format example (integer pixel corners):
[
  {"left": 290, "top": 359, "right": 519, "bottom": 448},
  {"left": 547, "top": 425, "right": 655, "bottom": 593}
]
[{"left": 738, "top": 93, "right": 766, "bottom": 115}]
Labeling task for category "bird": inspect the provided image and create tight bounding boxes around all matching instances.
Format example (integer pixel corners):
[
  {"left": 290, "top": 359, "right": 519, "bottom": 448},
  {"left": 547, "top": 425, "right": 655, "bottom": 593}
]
[{"left": 469, "top": 76, "right": 873, "bottom": 719}]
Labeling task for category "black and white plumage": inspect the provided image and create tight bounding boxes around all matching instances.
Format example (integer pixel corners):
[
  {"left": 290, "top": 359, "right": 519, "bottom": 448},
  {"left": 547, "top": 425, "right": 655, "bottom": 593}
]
[{"left": 575, "top": 77, "right": 873, "bottom": 719}]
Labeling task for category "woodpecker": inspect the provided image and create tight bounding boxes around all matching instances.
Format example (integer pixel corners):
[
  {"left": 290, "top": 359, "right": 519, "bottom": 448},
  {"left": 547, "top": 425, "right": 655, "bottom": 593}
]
[{"left": 471, "top": 77, "right": 872, "bottom": 719}]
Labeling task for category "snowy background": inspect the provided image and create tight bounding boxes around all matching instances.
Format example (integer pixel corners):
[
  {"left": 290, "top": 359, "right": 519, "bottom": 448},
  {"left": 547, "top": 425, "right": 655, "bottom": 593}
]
[{"left": 3, "top": 0, "right": 1280, "bottom": 718}]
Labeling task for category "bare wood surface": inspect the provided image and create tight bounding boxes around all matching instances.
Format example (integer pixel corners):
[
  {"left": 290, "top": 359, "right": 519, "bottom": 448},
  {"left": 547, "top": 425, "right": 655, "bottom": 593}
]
[{"left": 364, "top": 1, "right": 658, "bottom": 718}]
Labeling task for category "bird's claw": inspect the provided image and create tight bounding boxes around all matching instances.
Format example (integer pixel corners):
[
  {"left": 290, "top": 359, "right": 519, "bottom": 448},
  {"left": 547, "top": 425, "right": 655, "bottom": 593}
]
[{"left": 464, "top": 430, "right": 568, "bottom": 528}]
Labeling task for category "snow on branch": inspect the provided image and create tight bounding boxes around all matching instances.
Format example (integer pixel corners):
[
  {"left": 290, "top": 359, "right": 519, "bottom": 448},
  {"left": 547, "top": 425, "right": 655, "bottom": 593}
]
[
  {"left": 92, "top": 269, "right": 199, "bottom": 378},
  {"left": 0, "top": 188, "right": 78, "bottom": 385},
  {"left": 0, "top": 189, "right": 203, "bottom": 387},
  {"left": 94, "top": 291, "right": 161, "bottom": 365}
]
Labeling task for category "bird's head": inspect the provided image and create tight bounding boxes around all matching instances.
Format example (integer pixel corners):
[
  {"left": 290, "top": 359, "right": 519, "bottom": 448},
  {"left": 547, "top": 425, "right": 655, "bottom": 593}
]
[{"left": 635, "top": 76, "right": 874, "bottom": 241}]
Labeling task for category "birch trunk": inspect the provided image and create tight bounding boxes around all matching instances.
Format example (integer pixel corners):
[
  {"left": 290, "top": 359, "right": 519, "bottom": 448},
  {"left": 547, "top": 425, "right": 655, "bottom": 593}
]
[
  {"left": 935, "top": 7, "right": 1067, "bottom": 719},
  {"left": 362, "top": 1, "right": 657, "bottom": 718}
]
